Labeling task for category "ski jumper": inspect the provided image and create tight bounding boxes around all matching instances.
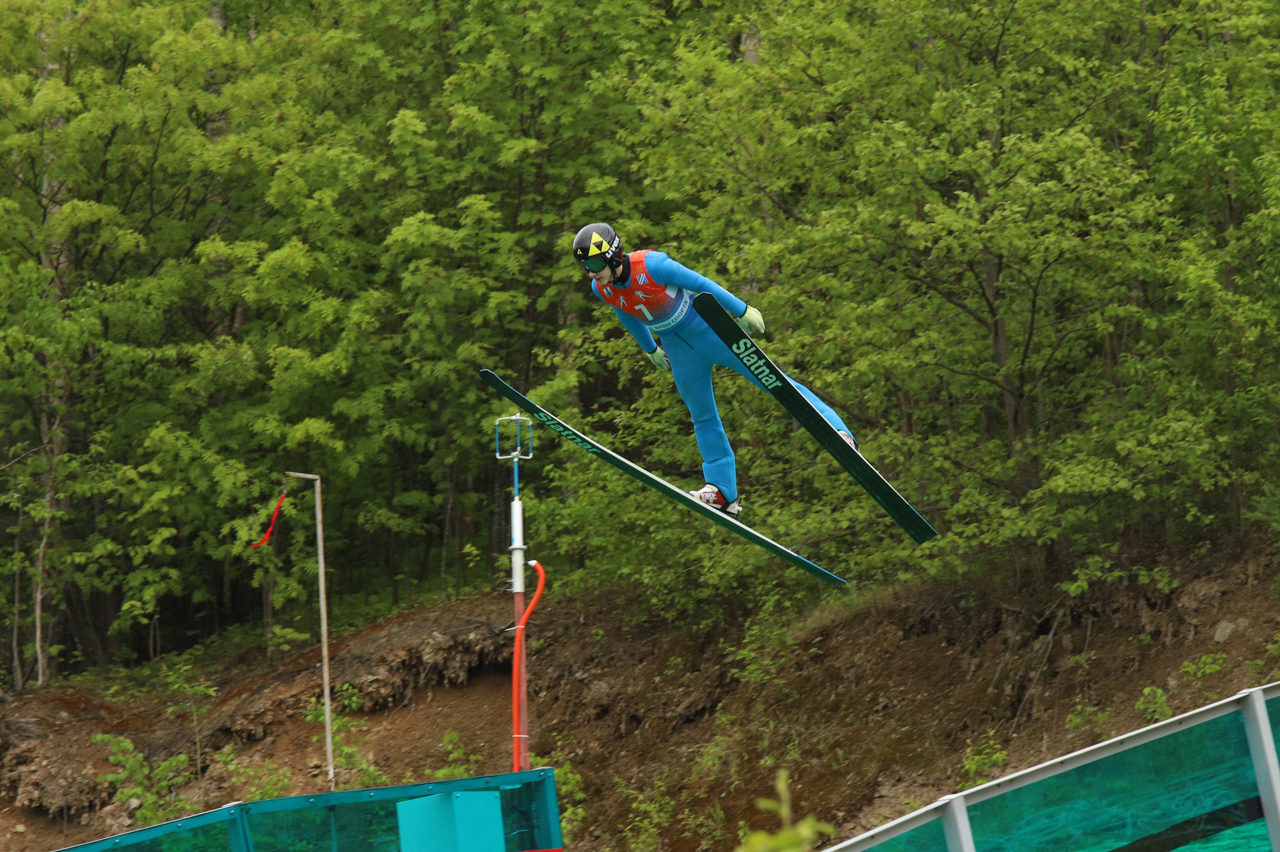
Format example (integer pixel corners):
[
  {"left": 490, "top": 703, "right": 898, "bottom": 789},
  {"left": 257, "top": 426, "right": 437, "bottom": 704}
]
[{"left": 593, "top": 250, "right": 852, "bottom": 502}]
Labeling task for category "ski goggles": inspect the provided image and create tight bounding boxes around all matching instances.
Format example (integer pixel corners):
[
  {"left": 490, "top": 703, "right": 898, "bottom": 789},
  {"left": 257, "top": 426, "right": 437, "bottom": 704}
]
[{"left": 579, "top": 255, "right": 608, "bottom": 273}]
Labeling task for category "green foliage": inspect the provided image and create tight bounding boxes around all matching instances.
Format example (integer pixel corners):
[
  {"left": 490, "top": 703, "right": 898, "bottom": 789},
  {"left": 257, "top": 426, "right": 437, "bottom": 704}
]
[
  {"left": 960, "top": 730, "right": 1008, "bottom": 789},
  {"left": 160, "top": 658, "right": 218, "bottom": 807},
  {"left": 1062, "top": 556, "right": 1180, "bottom": 598},
  {"left": 730, "top": 601, "right": 803, "bottom": 688},
  {"left": 1248, "top": 632, "right": 1280, "bottom": 684},
  {"left": 0, "top": 0, "right": 1279, "bottom": 684},
  {"left": 267, "top": 625, "right": 311, "bottom": 659},
  {"left": 214, "top": 746, "right": 291, "bottom": 802},
  {"left": 424, "top": 731, "right": 483, "bottom": 781},
  {"left": 532, "top": 740, "right": 588, "bottom": 845},
  {"left": 1175, "top": 653, "right": 1231, "bottom": 702},
  {"left": 616, "top": 778, "right": 677, "bottom": 852},
  {"left": 737, "top": 770, "right": 834, "bottom": 852},
  {"left": 93, "top": 734, "right": 194, "bottom": 827},
  {"left": 304, "top": 684, "right": 389, "bottom": 790},
  {"left": 1136, "top": 687, "right": 1174, "bottom": 724},
  {"left": 1065, "top": 652, "right": 1099, "bottom": 670},
  {"left": 1065, "top": 697, "right": 1112, "bottom": 740}
]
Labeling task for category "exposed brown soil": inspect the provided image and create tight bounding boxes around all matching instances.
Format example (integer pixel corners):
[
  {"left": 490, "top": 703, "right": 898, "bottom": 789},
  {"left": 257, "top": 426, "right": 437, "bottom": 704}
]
[{"left": 1, "top": 545, "right": 1277, "bottom": 851}]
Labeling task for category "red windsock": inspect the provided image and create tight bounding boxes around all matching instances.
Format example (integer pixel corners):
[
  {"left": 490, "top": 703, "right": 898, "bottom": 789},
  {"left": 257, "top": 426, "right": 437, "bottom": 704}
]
[{"left": 249, "top": 492, "right": 287, "bottom": 548}]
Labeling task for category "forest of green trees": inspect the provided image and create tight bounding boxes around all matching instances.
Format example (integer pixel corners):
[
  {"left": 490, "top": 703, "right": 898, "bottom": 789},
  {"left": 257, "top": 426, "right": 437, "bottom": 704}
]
[{"left": 0, "top": 0, "right": 1278, "bottom": 690}]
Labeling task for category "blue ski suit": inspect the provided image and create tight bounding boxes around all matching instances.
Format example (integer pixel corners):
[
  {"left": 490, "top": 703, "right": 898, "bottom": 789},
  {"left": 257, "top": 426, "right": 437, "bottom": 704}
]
[{"left": 593, "top": 250, "right": 852, "bottom": 502}]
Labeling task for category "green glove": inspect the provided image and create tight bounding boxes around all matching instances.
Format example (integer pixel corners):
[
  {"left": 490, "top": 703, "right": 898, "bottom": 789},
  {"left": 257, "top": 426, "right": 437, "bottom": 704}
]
[
  {"left": 737, "top": 305, "right": 765, "bottom": 335},
  {"left": 646, "top": 346, "right": 669, "bottom": 371}
]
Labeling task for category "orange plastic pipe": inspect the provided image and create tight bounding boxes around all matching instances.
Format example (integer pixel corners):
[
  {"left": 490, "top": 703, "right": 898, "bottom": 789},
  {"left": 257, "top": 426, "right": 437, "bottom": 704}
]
[{"left": 513, "top": 559, "right": 546, "bottom": 772}]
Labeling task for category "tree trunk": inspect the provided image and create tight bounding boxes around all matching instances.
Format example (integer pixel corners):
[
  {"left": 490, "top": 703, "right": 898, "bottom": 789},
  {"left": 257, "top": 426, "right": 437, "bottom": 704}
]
[
  {"left": 440, "top": 479, "right": 454, "bottom": 601},
  {"left": 34, "top": 502, "right": 51, "bottom": 684},
  {"left": 11, "top": 502, "right": 23, "bottom": 695}
]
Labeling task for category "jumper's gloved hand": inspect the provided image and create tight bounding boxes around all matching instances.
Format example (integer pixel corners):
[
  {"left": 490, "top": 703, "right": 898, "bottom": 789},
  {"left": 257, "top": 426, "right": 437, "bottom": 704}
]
[
  {"left": 646, "top": 346, "right": 670, "bottom": 371},
  {"left": 737, "top": 305, "right": 765, "bottom": 335}
]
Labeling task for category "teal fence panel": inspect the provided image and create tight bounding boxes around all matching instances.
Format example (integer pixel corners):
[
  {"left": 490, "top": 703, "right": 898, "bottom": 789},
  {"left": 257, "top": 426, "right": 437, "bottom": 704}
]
[
  {"left": 1180, "top": 820, "right": 1271, "bottom": 851},
  {"left": 58, "top": 769, "right": 561, "bottom": 852},
  {"left": 94, "top": 821, "right": 237, "bottom": 852},
  {"left": 828, "top": 686, "right": 1280, "bottom": 852},
  {"left": 1266, "top": 695, "right": 1280, "bottom": 755},
  {"left": 968, "top": 712, "right": 1260, "bottom": 852}
]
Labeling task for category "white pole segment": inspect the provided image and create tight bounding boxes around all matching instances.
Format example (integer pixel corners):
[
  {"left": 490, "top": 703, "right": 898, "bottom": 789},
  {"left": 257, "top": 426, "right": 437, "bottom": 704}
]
[
  {"left": 286, "top": 471, "right": 335, "bottom": 791},
  {"left": 941, "top": 795, "right": 978, "bottom": 852},
  {"left": 1243, "top": 688, "right": 1280, "bottom": 850},
  {"left": 511, "top": 499, "right": 525, "bottom": 594}
]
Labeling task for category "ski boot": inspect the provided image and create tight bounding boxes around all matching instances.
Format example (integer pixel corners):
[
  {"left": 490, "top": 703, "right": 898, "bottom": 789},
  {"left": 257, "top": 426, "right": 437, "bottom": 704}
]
[{"left": 690, "top": 484, "right": 742, "bottom": 517}]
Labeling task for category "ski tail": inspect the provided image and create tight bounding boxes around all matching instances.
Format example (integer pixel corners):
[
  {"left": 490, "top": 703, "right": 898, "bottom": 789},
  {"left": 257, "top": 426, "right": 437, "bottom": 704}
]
[
  {"left": 691, "top": 295, "right": 939, "bottom": 544},
  {"left": 479, "top": 370, "right": 847, "bottom": 585}
]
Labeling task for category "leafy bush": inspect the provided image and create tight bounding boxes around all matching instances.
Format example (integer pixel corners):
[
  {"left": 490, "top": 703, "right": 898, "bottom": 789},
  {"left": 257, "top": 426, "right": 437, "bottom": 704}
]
[
  {"left": 960, "top": 730, "right": 1008, "bottom": 789},
  {"left": 304, "top": 684, "right": 389, "bottom": 790},
  {"left": 93, "top": 734, "right": 194, "bottom": 827},
  {"left": 1136, "top": 687, "right": 1173, "bottom": 723},
  {"left": 214, "top": 746, "right": 291, "bottom": 801}
]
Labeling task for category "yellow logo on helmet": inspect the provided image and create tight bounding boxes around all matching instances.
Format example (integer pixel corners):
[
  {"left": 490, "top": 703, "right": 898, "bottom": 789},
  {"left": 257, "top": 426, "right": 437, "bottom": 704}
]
[{"left": 588, "top": 231, "right": 611, "bottom": 257}]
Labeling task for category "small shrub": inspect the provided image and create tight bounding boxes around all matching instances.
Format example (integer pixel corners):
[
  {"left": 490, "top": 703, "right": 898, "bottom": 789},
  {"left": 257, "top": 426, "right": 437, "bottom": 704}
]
[
  {"left": 1136, "top": 686, "right": 1173, "bottom": 723},
  {"left": 93, "top": 734, "right": 194, "bottom": 827},
  {"left": 1175, "top": 653, "right": 1230, "bottom": 701},
  {"left": 533, "top": 741, "right": 588, "bottom": 846},
  {"left": 268, "top": 625, "right": 311, "bottom": 659},
  {"left": 1248, "top": 633, "right": 1280, "bottom": 684},
  {"left": 425, "top": 731, "right": 483, "bottom": 781},
  {"left": 304, "top": 685, "right": 389, "bottom": 790},
  {"left": 960, "top": 730, "right": 1008, "bottom": 789},
  {"left": 161, "top": 661, "right": 217, "bottom": 808},
  {"left": 214, "top": 746, "right": 291, "bottom": 801},
  {"left": 617, "top": 778, "right": 676, "bottom": 852},
  {"left": 1065, "top": 651, "right": 1098, "bottom": 669},
  {"left": 1065, "top": 697, "right": 1112, "bottom": 740}
]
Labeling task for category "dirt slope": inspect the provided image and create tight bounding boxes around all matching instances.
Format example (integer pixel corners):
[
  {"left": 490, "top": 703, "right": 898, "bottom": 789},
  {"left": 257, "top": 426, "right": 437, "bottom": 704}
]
[{"left": 1, "top": 546, "right": 1277, "bottom": 851}]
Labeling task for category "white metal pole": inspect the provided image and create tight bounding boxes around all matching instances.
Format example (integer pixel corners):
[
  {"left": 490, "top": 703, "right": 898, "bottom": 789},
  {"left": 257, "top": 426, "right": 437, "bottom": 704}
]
[
  {"left": 286, "top": 471, "right": 335, "bottom": 791},
  {"left": 511, "top": 497, "right": 526, "bottom": 597},
  {"left": 941, "top": 794, "right": 977, "bottom": 852},
  {"left": 495, "top": 415, "right": 532, "bottom": 772},
  {"left": 510, "top": 467, "right": 529, "bottom": 770},
  {"left": 1242, "top": 688, "right": 1280, "bottom": 850}
]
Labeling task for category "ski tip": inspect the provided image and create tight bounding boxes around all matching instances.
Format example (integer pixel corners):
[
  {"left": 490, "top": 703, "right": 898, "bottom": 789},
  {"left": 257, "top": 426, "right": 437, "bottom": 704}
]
[
  {"left": 787, "top": 550, "right": 846, "bottom": 585},
  {"left": 910, "top": 527, "right": 940, "bottom": 545}
]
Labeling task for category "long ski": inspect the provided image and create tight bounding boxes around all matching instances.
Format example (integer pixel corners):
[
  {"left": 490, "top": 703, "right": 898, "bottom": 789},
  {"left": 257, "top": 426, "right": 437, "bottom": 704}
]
[
  {"left": 479, "top": 369, "right": 846, "bottom": 585},
  {"left": 692, "top": 294, "right": 939, "bottom": 544}
]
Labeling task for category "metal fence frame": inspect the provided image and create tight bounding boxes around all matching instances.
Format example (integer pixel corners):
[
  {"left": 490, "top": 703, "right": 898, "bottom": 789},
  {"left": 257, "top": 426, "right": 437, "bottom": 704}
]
[
  {"left": 824, "top": 682, "right": 1280, "bottom": 852},
  {"left": 59, "top": 767, "right": 561, "bottom": 852}
]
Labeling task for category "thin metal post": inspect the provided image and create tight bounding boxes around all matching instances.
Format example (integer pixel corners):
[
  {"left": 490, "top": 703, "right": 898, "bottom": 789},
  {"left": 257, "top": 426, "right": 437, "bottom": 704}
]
[
  {"left": 285, "top": 471, "right": 334, "bottom": 791},
  {"left": 1243, "top": 688, "right": 1280, "bottom": 850},
  {"left": 941, "top": 795, "right": 977, "bottom": 852},
  {"left": 495, "top": 415, "right": 533, "bottom": 772}
]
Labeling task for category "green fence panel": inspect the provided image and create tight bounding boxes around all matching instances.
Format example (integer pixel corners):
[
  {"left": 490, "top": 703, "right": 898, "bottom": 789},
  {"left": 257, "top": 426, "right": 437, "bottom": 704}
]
[{"left": 967, "top": 712, "right": 1261, "bottom": 852}]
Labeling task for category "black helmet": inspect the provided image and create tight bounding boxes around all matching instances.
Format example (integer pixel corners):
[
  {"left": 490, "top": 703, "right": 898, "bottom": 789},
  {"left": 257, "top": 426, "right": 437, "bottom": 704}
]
[{"left": 572, "top": 222, "right": 624, "bottom": 275}]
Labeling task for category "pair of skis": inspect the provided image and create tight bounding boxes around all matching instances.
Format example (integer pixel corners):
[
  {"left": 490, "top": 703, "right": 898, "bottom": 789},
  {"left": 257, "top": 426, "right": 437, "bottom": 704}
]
[{"left": 480, "top": 294, "right": 937, "bottom": 585}]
